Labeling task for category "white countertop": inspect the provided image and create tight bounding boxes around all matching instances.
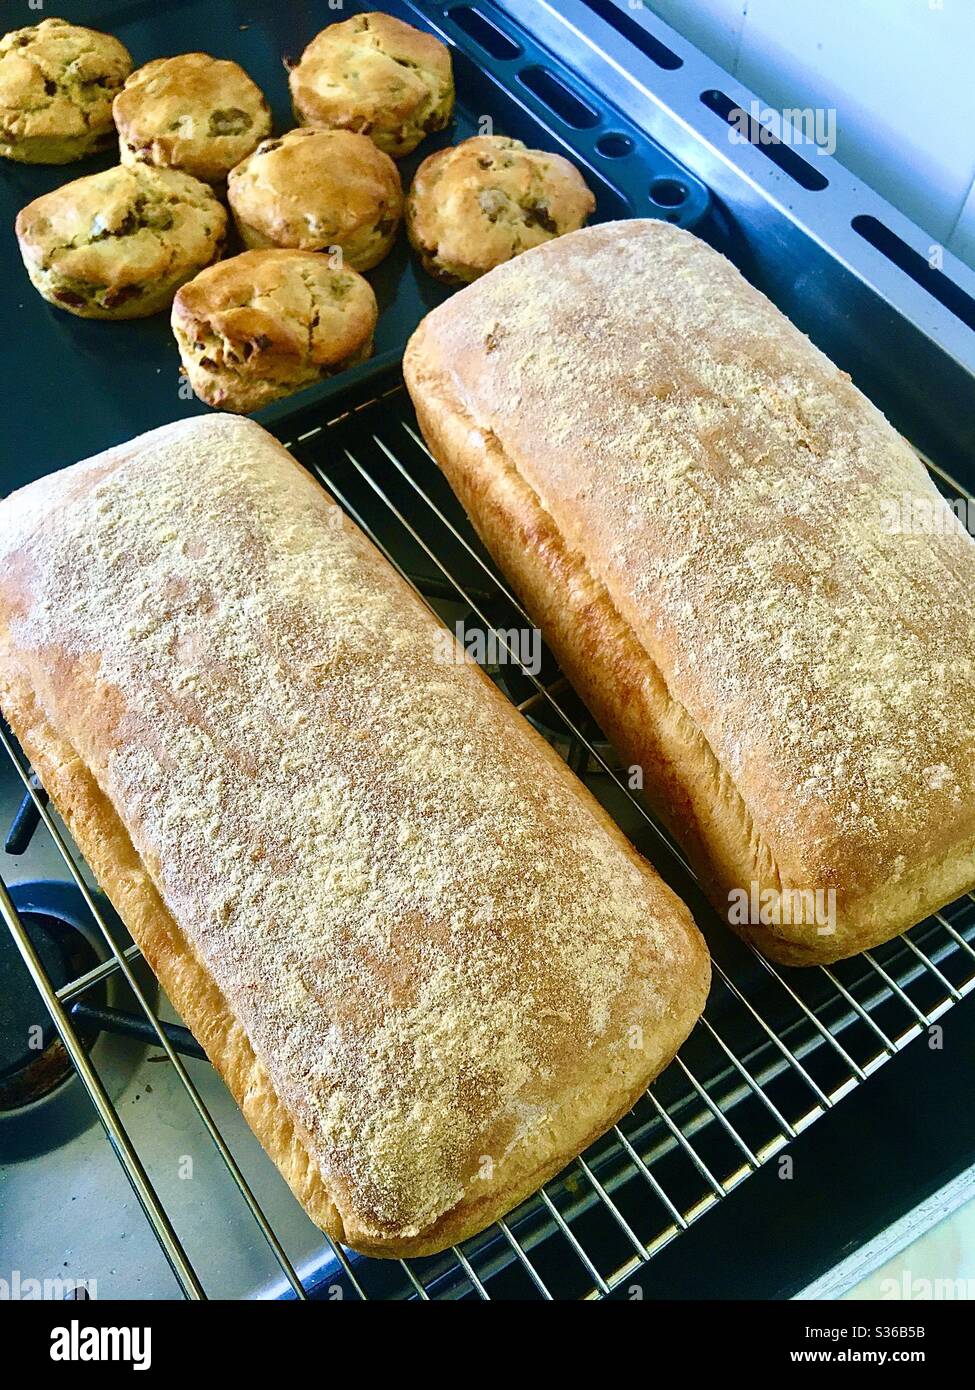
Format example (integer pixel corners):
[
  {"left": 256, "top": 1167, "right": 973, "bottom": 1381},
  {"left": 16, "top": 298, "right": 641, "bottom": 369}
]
[{"left": 798, "top": 1166, "right": 975, "bottom": 1300}]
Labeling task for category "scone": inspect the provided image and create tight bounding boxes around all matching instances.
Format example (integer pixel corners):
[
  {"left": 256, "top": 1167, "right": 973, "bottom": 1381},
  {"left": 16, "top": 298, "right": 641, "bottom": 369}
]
[
  {"left": 228, "top": 128, "right": 403, "bottom": 271},
  {"left": 172, "top": 249, "right": 377, "bottom": 412},
  {"left": 406, "top": 135, "right": 597, "bottom": 284},
  {"left": 289, "top": 12, "right": 453, "bottom": 157},
  {"left": 0, "top": 17, "right": 132, "bottom": 164},
  {"left": 115, "top": 52, "right": 272, "bottom": 184},
  {"left": 15, "top": 164, "right": 227, "bottom": 320}
]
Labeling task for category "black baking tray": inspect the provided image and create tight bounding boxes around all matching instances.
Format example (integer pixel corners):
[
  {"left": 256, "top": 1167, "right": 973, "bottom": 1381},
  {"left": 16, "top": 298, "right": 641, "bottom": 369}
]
[{"left": 0, "top": 0, "right": 709, "bottom": 483}]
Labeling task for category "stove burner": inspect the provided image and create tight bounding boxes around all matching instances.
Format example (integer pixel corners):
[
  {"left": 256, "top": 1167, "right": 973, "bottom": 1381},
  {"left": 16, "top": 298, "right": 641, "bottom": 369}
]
[{"left": 0, "top": 907, "right": 102, "bottom": 1112}]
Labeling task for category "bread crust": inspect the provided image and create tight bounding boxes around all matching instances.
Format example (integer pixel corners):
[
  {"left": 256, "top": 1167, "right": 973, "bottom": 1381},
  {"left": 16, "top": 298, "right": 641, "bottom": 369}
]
[
  {"left": 404, "top": 219, "right": 975, "bottom": 965},
  {"left": 0, "top": 415, "right": 709, "bottom": 1256},
  {"left": 0, "top": 652, "right": 349, "bottom": 1244}
]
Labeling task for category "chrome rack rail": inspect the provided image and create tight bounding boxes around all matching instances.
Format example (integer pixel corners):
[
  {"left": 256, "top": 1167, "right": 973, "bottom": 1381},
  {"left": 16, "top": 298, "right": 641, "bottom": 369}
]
[{"left": 2, "top": 381, "right": 974, "bottom": 1300}]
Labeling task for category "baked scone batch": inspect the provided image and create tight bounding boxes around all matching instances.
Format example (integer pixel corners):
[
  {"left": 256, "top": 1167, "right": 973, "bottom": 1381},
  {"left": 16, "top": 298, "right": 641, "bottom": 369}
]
[
  {"left": 289, "top": 12, "right": 454, "bottom": 156},
  {"left": 0, "top": 18, "right": 132, "bottom": 164},
  {"left": 16, "top": 163, "right": 226, "bottom": 319},
  {"left": 114, "top": 52, "right": 272, "bottom": 184},
  {"left": 407, "top": 135, "right": 597, "bottom": 283},
  {"left": 228, "top": 128, "right": 403, "bottom": 269},
  {"left": 7, "top": 10, "right": 596, "bottom": 411},
  {"left": 171, "top": 248, "right": 378, "bottom": 412}
]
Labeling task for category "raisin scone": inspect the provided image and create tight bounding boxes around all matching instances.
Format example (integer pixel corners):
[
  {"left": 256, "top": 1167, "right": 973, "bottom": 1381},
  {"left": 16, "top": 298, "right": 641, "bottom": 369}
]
[
  {"left": 15, "top": 164, "right": 227, "bottom": 320},
  {"left": 172, "top": 248, "right": 377, "bottom": 412},
  {"left": 228, "top": 128, "right": 403, "bottom": 271},
  {"left": 0, "top": 17, "right": 132, "bottom": 164},
  {"left": 289, "top": 12, "right": 453, "bottom": 158},
  {"left": 115, "top": 52, "right": 271, "bottom": 184},
  {"left": 406, "top": 136, "right": 596, "bottom": 284}
]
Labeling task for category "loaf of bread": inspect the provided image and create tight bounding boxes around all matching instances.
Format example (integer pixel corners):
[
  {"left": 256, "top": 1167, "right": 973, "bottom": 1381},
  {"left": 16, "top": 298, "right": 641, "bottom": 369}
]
[
  {"left": 0, "top": 414, "right": 709, "bottom": 1257},
  {"left": 404, "top": 219, "right": 975, "bottom": 966}
]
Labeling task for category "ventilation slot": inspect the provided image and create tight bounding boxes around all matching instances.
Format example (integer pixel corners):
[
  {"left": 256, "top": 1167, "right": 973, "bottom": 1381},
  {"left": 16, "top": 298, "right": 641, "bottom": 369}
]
[
  {"left": 518, "top": 66, "right": 600, "bottom": 129},
  {"left": 650, "top": 177, "right": 688, "bottom": 208},
  {"left": 596, "top": 132, "right": 634, "bottom": 158},
  {"left": 852, "top": 215, "right": 975, "bottom": 333},
  {"left": 580, "top": 0, "right": 682, "bottom": 70},
  {"left": 700, "top": 89, "right": 829, "bottom": 192},
  {"left": 447, "top": 6, "right": 522, "bottom": 61}
]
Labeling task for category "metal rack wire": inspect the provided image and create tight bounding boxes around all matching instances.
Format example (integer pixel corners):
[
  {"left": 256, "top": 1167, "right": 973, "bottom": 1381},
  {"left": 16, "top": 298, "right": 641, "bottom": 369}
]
[{"left": 2, "top": 378, "right": 975, "bottom": 1301}]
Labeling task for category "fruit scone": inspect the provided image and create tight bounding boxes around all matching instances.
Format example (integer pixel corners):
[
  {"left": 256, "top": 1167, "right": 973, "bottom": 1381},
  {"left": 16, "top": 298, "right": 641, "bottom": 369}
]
[
  {"left": 0, "top": 17, "right": 132, "bottom": 164},
  {"left": 115, "top": 51, "right": 271, "bottom": 184},
  {"left": 172, "top": 248, "right": 377, "bottom": 411},
  {"left": 15, "top": 163, "right": 227, "bottom": 319}
]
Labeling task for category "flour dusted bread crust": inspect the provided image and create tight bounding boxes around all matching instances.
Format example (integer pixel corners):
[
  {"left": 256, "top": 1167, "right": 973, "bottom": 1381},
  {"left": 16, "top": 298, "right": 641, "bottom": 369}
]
[
  {"left": 0, "top": 414, "right": 709, "bottom": 1256},
  {"left": 404, "top": 218, "right": 975, "bottom": 966}
]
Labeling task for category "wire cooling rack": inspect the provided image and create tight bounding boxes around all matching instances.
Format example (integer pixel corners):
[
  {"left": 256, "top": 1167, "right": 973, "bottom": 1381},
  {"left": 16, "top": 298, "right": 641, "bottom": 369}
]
[{"left": 2, "top": 379, "right": 974, "bottom": 1300}]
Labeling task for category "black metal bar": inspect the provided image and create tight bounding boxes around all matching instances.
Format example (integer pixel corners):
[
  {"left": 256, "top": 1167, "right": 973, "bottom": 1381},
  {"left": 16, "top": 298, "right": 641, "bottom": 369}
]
[
  {"left": 70, "top": 1001, "right": 209, "bottom": 1062},
  {"left": 405, "top": 572, "right": 491, "bottom": 604},
  {"left": 4, "top": 777, "right": 47, "bottom": 855}
]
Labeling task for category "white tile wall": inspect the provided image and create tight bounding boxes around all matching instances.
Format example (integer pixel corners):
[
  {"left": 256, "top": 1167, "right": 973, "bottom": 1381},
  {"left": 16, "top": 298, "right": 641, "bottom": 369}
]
[
  {"left": 642, "top": 0, "right": 975, "bottom": 265},
  {"left": 636, "top": 0, "right": 747, "bottom": 71}
]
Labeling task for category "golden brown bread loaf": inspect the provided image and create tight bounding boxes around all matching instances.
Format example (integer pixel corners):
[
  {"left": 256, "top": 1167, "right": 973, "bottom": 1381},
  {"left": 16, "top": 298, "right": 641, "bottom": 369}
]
[
  {"left": 404, "top": 218, "right": 975, "bottom": 966},
  {"left": 0, "top": 414, "right": 709, "bottom": 1256}
]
